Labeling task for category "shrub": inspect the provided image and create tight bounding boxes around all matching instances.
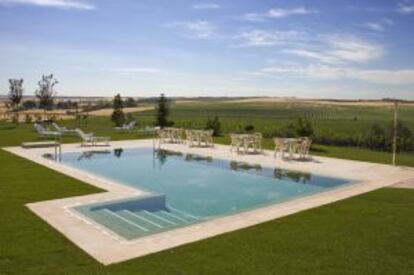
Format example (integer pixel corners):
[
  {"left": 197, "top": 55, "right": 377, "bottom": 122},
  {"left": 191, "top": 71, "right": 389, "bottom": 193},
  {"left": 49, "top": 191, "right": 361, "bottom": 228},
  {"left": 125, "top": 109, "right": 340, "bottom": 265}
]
[
  {"left": 364, "top": 123, "right": 387, "bottom": 150},
  {"left": 244, "top": 125, "right": 255, "bottom": 132},
  {"left": 295, "top": 117, "right": 314, "bottom": 137},
  {"left": 205, "top": 116, "right": 222, "bottom": 137}
]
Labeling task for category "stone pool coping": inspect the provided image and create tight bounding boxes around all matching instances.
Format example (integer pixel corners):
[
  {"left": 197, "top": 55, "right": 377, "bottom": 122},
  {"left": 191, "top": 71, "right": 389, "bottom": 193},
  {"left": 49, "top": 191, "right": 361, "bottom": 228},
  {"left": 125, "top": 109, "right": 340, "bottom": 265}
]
[{"left": 4, "top": 139, "right": 414, "bottom": 265}]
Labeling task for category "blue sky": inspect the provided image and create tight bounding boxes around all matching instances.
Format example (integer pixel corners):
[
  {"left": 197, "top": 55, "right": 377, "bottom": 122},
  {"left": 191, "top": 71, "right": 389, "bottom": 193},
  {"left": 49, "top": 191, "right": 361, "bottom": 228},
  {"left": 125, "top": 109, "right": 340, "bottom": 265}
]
[{"left": 0, "top": 0, "right": 414, "bottom": 99}]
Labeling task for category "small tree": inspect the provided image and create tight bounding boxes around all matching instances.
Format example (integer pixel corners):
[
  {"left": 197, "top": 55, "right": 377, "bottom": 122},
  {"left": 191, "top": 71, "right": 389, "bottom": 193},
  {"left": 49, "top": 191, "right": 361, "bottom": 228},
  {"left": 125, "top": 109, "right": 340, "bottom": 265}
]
[
  {"left": 365, "top": 123, "right": 387, "bottom": 150},
  {"left": 111, "top": 93, "right": 125, "bottom": 126},
  {"left": 244, "top": 125, "right": 254, "bottom": 133},
  {"left": 205, "top": 116, "right": 221, "bottom": 136},
  {"left": 8, "top": 78, "right": 24, "bottom": 109},
  {"left": 22, "top": 100, "right": 37, "bottom": 109},
  {"left": 282, "top": 118, "right": 314, "bottom": 138},
  {"left": 295, "top": 117, "right": 314, "bottom": 137},
  {"left": 390, "top": 120, "right": 413, "bottom": 152},
  {"left": 35, "top": 74, "right": 58, "bottom": 110},
  {"left": 155, "top": 93, "right": 171, "bottom": 128},
  {"left": 125, "top": 97, "right": 136, "bottom": 107}
]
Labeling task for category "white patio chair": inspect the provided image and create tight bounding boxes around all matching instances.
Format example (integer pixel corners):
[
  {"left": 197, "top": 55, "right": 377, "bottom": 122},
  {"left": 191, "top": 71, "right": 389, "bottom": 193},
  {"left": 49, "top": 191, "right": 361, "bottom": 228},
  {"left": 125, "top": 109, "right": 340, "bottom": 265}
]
[
  {"left": 114, "top": 121, "right": 136, "bottom": 131},
  {"left": 274, "top": 137, "right": 286, "bottom": 158},
  {"left": 52, "top": 122, "right": 76, "bottom": 134},
  {"left": 33, "top": 123, "right": 61, "bottom": 139},
  {"left": 230, "top": 133, "right": 243, "bottom": 153},
  {"left": 204, "top": 129, "right": 214, "bottom": 147},
  {"left": 298, "top": 138, "right": 312, "bottom": 160},
  {"left": 75, "top": 129, "right": 110, "bottom": 146},
  {"left": 185, "top": 130, "right": 195, "bottom": 147}
]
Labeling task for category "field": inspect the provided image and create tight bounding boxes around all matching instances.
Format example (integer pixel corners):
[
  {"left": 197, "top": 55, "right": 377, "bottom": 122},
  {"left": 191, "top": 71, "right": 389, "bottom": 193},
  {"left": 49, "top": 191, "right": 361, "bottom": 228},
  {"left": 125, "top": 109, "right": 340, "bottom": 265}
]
[{"left": 135, "top": 99, "right": 414, "bottom": 142}]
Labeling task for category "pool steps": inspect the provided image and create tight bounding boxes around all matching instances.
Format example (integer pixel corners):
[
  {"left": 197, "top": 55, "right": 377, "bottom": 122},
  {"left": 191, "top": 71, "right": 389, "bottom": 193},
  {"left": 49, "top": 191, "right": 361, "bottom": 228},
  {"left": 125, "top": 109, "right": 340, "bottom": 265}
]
[{"left": 85, "top": 207, "right": 199, "bottom": 240}]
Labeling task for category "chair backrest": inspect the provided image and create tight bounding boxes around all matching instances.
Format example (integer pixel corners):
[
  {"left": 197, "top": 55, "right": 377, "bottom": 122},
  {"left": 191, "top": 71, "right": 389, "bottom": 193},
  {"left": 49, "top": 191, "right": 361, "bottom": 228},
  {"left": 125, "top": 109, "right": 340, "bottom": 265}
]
[
  {"left": 303, "top": 138, "right": 312, "bottom": 152},
  {"left": 254, "top": 132, "right": 262, "bottom": 142},
  {"left": 34, "top": 123, "right": 45, "bottom": 133},
  {"left": 185, "top": 130, "right": 193, "bottom": 139},
  {"left": 274, "top": 137, "right": 285, "bottom": 148},
  {"left": 52, "top": 122, "right": 62, "bottom": 131},
  {"left": 230, "top": 133, "right": 238, "bottom": 144},
  {"left": 75, "top": 129, "right": 89, "bottom": 140}
]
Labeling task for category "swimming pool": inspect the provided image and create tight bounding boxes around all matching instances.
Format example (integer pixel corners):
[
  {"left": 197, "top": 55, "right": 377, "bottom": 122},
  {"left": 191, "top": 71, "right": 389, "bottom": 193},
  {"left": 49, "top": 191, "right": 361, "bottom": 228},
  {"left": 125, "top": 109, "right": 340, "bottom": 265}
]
[{"left": 58, "top": 148, "right": 352, "bottom": 240}]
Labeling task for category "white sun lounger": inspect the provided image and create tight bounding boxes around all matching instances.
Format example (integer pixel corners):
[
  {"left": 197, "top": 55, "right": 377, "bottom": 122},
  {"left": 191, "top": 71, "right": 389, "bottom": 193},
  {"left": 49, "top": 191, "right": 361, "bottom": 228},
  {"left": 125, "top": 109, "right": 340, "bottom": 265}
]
[
  {"left": 75, "top": 129, "right": 110, "bottom": 146},
  {"left": 33, "top": 123, "right": 61, "bottom": 139}
]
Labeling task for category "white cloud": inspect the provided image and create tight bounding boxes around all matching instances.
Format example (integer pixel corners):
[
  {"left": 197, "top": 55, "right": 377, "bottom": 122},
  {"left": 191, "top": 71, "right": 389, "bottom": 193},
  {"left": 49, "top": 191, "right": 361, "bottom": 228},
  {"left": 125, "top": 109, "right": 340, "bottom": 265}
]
[
  {"left": 238, "top": 29, "right": 305, "bottom": 47},
  {"left": 192, "top": 3, "right": 220, "bottom": 10},
  {"left": 0, "top": 0, "right": 94, "bottom": 10},
  {"left": 383, "top": 18, "right": 395, "bottom": 25},
  {"left": 258, "top": 65, "right": 414, "bottom": 85},
  {"left": 362, "top": 19, "right": 394, "bottom": 32},
  {"left": 397, "top": 1, "right": 414, "bottom": 14},
  {"left": 286, "top": 35, "right": 384, "bottom": 65},
  {"left": 365, "top": 22, "right": 385, "bottom": 32},
  {"left": 243, "top": 6, "right": 316, "bottom": 21},
  {"left": 267, "top": 7, "right": 314, "bottom": 18},
  {"left": 167, "top": 21, "right": 218, "bottom": 39}
]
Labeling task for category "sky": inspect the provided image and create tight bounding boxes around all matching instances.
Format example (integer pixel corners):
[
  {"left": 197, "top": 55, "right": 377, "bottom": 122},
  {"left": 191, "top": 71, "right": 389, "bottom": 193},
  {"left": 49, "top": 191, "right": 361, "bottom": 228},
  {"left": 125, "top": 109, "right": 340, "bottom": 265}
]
[{"left": 0, "top": 0, "right": 414, "bottom": 99}]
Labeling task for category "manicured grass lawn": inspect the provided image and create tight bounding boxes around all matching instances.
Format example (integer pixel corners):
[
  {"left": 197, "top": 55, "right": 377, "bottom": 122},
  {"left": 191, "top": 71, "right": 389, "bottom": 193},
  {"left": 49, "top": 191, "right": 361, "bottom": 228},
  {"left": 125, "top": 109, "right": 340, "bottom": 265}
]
[{"left": 1, "top": 149, "right": 414, "bottom": 274}]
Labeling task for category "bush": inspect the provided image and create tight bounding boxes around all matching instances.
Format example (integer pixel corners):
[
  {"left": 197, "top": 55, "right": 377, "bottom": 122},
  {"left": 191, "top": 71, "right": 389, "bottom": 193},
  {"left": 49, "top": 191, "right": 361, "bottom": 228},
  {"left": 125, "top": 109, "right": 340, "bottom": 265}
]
[
  {"left": 391, "top": 120, "right": 413, "bottom": 152},
  {"left": 205, "top": 116, "right": 221, "bottom": 137},
  {"left": 364, "top": 123, "right": 387, "bottom": 150},
  {"left": 125, "top": 97, "right": 137, "bottom": 107},
  {"left": 22, "top": 100, "right": 37, "bottom": 109},
  {"left": 295, "top": 117, "right": 314, "bottom": 137},
  {"left": 244, "top": 125, "right": 255, "bottom": 132}
]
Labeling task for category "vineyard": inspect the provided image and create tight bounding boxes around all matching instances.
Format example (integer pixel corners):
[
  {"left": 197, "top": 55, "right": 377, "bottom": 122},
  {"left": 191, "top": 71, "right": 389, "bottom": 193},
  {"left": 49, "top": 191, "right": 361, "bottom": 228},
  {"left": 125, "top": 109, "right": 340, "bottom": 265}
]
[{"left": 132, "top": 100, "right": 414, "bottom": 151}]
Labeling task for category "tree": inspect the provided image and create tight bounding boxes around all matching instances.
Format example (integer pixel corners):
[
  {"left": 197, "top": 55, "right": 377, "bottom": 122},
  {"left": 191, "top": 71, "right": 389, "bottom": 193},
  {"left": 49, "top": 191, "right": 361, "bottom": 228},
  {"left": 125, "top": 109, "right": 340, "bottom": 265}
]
[
  {"left": 8, "top": 78, "right": 24, "bottom": 109},
  {"left": 365, "top": 123, "right": 387, "bottom": 150},
  {"left": 390, "top": 120, "right": 413, "bottom": 152},
  {"left": 294, "top": 117, "right": 314, "bottom": 137},
  {"left": 111, "top": 93, "right": 125, "bottom": 126},
  {"left": 205, "top": 116, "right": 222, "bottom": 136},
  {"left": 125, "top": 97, "right": 137, "bottom": 107},
  {"left": 35, "top": 74, "right": 58, "bottom": 110},
  {"left": 22, "top": 100, "right": 37, "bottom": 109},
  {"left": 155, "top": 93, "right": 172, "bottom": 128}
]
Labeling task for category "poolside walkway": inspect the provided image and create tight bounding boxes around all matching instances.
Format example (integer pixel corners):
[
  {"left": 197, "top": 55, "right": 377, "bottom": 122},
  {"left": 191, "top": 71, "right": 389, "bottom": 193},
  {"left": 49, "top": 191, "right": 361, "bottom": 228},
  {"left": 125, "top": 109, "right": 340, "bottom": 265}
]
[{"left": 4, "top": 139, "right": 414, "bottom": 265}]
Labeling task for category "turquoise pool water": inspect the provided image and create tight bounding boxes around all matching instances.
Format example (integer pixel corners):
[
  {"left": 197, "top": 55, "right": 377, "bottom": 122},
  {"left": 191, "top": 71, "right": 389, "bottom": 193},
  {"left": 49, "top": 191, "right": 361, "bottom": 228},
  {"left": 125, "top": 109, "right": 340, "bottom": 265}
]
[{"left": 59, "top": 148, "right": 351, "bottom": 240}]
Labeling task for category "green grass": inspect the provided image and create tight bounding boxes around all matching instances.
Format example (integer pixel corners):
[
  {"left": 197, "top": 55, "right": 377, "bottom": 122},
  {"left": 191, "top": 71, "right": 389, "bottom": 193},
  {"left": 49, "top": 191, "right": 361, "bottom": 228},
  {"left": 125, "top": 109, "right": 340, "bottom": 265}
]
[{"left": 1, "top": 149, "right": 413, "bottom": 274}]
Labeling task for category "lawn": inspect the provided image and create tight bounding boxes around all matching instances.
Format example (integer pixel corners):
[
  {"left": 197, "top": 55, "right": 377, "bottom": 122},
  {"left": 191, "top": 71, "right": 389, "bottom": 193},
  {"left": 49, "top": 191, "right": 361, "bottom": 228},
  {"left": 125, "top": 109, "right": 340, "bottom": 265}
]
[{"left": 1, "top": 149, "right": 413, "bottom": 274}]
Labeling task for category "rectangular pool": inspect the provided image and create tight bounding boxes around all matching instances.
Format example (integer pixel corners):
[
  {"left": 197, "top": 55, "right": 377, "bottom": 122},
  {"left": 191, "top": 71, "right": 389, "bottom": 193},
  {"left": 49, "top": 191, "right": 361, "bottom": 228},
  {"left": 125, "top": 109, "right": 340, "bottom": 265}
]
[{"left": 57, "top": 148, "right": 352, "bottom": 240}]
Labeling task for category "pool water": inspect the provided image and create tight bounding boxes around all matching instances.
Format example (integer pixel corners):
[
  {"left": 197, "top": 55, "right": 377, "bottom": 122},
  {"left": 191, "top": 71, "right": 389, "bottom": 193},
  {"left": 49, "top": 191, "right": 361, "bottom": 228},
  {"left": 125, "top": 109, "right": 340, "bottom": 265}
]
[{"left": 59, "top": 148, "right": 351, "bottom": 240}]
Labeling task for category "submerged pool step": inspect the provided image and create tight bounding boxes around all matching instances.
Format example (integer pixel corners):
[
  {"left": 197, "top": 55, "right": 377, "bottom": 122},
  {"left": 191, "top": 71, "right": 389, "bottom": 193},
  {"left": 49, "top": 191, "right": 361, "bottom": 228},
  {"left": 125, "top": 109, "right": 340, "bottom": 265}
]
[
  {"left": 81, "top": 206, "right": 201, "bottom": 240},
  {"left": 84, "top": 208, "right": 149, "bottom": 239}
]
